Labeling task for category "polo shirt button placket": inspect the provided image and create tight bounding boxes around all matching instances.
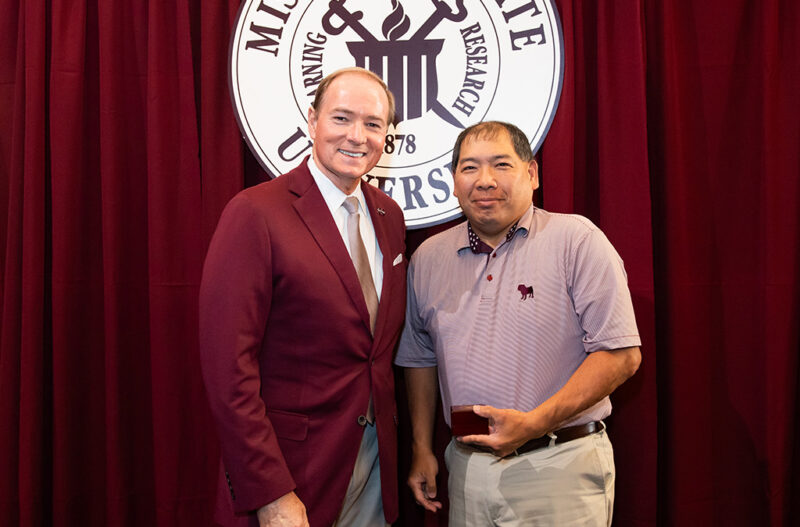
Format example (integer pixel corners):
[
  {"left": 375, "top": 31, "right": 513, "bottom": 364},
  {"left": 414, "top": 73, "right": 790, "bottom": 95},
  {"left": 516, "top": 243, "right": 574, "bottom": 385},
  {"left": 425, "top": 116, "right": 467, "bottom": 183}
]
[
  {"left": 483, "top": 264, "right": 496, "bottom": 298},
  {"left": 480, "top": 246, "right": 499, "bottom": 297}
]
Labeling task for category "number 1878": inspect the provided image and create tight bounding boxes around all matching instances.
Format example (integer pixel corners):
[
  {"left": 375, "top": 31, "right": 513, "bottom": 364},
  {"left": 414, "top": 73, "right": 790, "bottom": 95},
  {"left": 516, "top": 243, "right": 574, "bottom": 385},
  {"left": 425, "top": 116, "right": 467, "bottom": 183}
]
[{"left": 384, "top": 134, "right": 416, "bottom": 155}]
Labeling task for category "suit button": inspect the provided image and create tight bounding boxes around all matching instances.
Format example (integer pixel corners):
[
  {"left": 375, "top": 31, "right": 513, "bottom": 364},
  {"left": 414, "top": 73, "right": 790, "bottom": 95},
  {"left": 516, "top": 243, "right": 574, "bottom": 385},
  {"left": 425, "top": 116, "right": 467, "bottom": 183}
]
[{"left": 357, "top": 415, "right": 368, "bottom": 426}]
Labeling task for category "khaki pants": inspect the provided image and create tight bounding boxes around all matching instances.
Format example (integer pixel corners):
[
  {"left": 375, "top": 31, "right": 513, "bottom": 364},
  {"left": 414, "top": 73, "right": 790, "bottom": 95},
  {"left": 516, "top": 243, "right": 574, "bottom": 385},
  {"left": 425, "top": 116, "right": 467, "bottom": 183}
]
[
  {"left": 334, "top": 423, "right": 389, "bottom": 527},
  {"left": 445, "top": 429, "right": 615, "bottom": 526}
]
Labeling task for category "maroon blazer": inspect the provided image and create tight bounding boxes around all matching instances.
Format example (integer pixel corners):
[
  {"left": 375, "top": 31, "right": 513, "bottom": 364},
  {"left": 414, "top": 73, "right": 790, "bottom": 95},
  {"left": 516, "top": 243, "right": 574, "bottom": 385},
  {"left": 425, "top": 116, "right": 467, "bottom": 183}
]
[{"left": 199, "top": 160, "right": 407, "bottom": 526}]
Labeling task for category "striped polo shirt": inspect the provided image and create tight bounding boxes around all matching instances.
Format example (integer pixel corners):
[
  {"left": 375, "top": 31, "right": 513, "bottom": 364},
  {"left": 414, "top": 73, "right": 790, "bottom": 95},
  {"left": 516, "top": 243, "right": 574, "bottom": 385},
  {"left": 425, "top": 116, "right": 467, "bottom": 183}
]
[{"left": 395, "top": 205, "right": 641, "bottom": 427}]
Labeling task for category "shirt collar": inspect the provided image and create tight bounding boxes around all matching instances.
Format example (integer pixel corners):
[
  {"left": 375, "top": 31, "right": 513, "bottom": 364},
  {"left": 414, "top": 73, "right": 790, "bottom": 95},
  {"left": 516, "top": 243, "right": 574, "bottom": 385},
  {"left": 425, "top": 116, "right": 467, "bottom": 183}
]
[
  {"left": 461, "top": 205, "right": 534, "bottom": 254},
  {"left": 308, "top": 155, "right": 367, "bottom": 215}
]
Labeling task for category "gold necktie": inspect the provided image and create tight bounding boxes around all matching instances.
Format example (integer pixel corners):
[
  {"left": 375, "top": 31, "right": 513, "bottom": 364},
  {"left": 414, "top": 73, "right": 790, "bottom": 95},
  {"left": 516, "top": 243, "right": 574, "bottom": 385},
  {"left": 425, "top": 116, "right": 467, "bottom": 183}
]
[
  {"left": 343, "top": 197, "right": 378, "bottom": 334},
  {"left": 343, "top": 197, "right": 378, "bottom": 424}
]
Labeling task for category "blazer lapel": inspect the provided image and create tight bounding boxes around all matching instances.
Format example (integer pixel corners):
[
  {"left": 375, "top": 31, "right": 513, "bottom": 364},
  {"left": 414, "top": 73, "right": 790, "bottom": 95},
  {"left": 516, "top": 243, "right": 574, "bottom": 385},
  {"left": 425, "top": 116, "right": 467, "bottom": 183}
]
[
  {"left": 363, "top": 182, "right": 397, "bottom": 344},
  {"left": 289, "top": 165, "right": 372, "bottom": 333}
]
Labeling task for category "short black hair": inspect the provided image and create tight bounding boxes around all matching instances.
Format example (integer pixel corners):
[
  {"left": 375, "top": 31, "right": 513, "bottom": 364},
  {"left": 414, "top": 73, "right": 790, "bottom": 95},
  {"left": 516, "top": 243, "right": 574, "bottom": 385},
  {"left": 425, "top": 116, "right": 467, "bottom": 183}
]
[{"left": 451, "top": 121, "right": 534, "bottom": 169}]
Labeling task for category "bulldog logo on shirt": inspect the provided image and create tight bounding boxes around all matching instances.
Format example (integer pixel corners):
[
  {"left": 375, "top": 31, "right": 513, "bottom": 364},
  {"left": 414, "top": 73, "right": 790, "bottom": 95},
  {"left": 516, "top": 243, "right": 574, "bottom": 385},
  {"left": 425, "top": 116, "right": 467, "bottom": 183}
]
[{"left": 518, "top": 284, "right": 534, "bottom": 300}]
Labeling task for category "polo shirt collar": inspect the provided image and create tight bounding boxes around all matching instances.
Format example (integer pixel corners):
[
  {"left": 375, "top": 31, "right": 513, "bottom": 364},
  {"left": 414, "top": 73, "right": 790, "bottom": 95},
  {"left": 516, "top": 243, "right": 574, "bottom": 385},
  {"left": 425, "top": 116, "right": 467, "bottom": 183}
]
[{"left": 459, "top": 205, "right": 535, "bottom": 254}]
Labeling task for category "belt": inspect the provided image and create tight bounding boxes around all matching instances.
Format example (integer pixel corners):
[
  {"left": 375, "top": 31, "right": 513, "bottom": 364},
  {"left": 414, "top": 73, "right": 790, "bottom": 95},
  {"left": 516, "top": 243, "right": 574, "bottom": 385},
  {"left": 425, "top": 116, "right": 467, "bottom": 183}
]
[
  {"left": 512, "top": 421, "right": 605, "bottom": 456},
  {"left": 460, "top": 421, "right": 605, "bottom": 457}
]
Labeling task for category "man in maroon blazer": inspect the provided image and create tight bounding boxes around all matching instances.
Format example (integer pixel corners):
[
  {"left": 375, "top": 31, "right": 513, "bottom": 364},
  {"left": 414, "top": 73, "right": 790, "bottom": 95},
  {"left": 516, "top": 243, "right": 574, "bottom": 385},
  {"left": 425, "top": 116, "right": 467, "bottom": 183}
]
[{"left": 199, "top": 68, "right": 407, "bottom": 527}]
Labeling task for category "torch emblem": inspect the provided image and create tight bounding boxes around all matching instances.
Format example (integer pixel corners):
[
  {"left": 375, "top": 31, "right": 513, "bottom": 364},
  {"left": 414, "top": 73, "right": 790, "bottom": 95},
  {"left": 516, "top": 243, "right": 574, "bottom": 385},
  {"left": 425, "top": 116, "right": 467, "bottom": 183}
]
[{"left": 322, "top": 0, "right": 467, "bottom": 127}]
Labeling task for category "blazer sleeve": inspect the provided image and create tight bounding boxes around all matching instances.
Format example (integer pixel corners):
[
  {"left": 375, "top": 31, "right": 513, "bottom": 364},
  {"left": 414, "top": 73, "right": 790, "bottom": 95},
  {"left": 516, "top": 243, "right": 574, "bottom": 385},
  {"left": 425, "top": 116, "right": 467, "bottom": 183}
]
[{"left": 199, "top": 192, "right": 296, "bottom": 513}]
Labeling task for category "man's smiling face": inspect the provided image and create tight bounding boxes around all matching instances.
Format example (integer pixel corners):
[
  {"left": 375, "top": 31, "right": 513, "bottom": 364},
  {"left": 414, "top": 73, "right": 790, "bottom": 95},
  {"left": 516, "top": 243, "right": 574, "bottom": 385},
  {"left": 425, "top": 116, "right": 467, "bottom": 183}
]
[
  {"left": 453, "top": 129, "right": 538, "bottom": 247},
  {"left": 308, "top": 72, "right": 390, "bottom": 194}
]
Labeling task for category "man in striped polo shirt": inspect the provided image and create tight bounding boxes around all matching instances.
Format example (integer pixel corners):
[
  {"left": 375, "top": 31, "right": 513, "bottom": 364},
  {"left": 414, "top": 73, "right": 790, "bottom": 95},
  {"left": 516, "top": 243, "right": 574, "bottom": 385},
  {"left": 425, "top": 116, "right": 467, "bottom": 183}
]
[{"left": 396, "top": 121, "right": 641, "bottom": 526}]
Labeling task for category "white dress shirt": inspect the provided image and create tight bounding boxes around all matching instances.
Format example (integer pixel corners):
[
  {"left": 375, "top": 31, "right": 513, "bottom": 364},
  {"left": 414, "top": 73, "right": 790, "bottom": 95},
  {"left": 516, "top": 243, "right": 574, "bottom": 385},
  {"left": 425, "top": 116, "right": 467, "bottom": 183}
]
[{"left": 308, "top": 156, "right": 384, "bottom": 299}]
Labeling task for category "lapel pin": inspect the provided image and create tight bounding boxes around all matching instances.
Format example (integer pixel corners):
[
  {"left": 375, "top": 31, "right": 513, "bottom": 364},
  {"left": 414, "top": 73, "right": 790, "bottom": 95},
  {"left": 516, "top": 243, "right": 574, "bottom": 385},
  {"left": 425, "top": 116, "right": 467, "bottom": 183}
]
[{"left": 377, "top": 208, "right": 386, "bottom": 215}]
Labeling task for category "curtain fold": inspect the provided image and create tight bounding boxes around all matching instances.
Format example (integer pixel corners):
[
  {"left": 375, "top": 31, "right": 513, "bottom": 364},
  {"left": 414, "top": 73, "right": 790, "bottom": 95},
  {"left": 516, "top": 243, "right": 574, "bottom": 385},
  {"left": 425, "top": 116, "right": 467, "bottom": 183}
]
[
  {"left": 541, "top": 1, "right": 657, "bottom": 524},
  {"left": 645, "top": 0, "right": 800, "bottom": 524},
  {"left": 1, "top": 1, "right": 50, "bottom": 526},
  {"left": 1, "top": 1, "right": 798, "bottom": 526}
]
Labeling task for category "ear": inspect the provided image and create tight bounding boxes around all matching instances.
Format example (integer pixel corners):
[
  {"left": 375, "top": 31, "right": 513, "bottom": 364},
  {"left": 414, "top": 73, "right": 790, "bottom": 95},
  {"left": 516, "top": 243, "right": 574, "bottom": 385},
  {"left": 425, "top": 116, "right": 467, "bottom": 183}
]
[
  {"left": 528, "top": 159, "right": 539, "bottom": 191},
  {"left": 452, "top": 166, "right": 462, "bottom": 198},
  {"left": 307, "top": 106, "right": 317, "bottom": 141}
]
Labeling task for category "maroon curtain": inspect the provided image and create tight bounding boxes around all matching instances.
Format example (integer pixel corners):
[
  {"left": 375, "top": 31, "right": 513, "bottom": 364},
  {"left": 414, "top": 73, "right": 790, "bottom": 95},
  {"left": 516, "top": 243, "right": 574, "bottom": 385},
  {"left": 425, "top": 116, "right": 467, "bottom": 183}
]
[
  {"left": 1, "top": 1, "right": 798, "bottom": 526},
  {"left": 644, "top": 1, "right": 800, "bottom": 524}
]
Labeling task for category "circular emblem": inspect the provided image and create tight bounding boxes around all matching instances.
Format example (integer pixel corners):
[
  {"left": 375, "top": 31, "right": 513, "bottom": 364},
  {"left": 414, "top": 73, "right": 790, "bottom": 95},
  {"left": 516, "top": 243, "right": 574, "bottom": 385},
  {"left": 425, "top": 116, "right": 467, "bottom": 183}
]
[{"left": 230, "top": 0, "right": 564, "bottom": 229}]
